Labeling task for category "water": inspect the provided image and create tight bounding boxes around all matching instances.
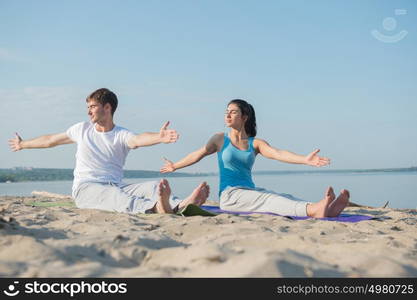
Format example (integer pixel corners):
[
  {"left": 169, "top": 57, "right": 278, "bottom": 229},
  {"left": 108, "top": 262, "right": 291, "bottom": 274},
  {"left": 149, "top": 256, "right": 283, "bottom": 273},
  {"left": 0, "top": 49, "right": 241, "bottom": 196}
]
[{"left": 0, "top": 172, "right": 416, "bottom": 209}]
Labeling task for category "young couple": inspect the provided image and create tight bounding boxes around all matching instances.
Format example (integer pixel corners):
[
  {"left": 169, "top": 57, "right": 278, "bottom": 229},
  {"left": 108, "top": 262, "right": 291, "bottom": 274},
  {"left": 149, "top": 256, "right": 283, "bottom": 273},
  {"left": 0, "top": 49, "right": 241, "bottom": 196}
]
[{"left": 9, "top": 88, "right": 349, "bottom": 217}]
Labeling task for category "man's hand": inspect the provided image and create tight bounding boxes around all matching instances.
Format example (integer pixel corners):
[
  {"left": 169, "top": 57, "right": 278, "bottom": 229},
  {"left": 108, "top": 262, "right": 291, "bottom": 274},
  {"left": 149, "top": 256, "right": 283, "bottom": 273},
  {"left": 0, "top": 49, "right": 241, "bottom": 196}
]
[
  {"left": 8, "top": 133, "right": 23, "bottom": 152},
  {"left": 305, "top": 149, "right": 331, "bottom": 167},
  {"left": 160, "top": 157, "right": 176, "bottom": 173},
  {"left": 159, "top": 121, "right": 179, "bottom": 144}
]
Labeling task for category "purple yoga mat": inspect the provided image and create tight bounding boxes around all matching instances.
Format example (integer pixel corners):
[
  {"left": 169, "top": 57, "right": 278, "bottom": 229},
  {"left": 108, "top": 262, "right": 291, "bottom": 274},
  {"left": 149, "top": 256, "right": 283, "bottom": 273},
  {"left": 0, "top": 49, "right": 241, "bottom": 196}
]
[{"left": 200, "top": 205, "right": 376, "bottom": 223}]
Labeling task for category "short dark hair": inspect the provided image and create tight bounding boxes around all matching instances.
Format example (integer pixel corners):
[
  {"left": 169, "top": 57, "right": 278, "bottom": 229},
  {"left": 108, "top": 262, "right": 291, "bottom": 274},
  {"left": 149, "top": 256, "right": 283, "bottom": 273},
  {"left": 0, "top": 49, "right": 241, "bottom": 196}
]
[
  {"left": 228, "top": 99, "right": 257, "bottom": 137},
  {"left": 86, "top": 88, "right": 118, "bottom": 115}
]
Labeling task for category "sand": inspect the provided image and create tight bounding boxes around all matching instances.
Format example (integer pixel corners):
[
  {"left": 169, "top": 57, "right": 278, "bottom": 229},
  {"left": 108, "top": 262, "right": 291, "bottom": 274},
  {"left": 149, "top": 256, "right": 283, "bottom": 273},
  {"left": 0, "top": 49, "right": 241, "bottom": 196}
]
[{"left": 0, "top": 193, "right": 416, "bottom": 277}]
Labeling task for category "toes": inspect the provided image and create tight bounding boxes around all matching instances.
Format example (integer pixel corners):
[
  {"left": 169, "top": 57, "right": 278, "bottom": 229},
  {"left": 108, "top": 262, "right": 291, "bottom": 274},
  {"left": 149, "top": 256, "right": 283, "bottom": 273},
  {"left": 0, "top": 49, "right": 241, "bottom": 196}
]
[
  {"left": 165, "top": 180, "right": 171, "bottom": 193},
  {"left": 344, "top": 190, "right": 350, "bottom": 198},
  {"left": 340, "top": 189, "right": 350, "bottom": 199},
  {"left": 158, "top": 179, "right": 171, "bottom": 195},
  {"left": 157, "top": 180, "right": 163, "bottom": 194},
  {"left": 326, "top": 186, "right": 334, "bottom": 197},
  {"left": 195, "top": 182, "right": 205, "bottom": 191}
]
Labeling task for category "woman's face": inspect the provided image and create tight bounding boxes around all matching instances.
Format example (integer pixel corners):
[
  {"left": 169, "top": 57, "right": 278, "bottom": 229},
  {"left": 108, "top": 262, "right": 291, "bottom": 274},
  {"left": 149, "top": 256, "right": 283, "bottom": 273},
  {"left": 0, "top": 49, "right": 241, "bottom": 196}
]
[{"left": 225, "top": 103, "right": 246, "bottom": 128}]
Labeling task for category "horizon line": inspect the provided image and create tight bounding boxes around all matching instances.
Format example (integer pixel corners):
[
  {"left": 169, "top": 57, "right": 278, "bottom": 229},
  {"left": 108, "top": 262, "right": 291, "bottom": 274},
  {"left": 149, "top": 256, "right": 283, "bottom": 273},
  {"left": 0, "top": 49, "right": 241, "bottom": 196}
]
[{"left": 3, "top": 166, "right": 416, "bottom": 174}]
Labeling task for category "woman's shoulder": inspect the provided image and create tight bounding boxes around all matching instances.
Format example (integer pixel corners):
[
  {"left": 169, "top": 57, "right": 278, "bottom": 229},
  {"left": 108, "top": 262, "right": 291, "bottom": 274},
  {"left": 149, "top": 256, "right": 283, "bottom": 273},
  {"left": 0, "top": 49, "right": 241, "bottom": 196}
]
[
  {"left": 253, "top": 138, "right": 270, "bottom": 151},
  {"left": 205, "top": 132, "right": 224, "bottom": 154},
  {"left": 211, "top": 132, "right": 225, "bottom": 141},
  {"left": 253, "top": 137, "right": 268, "bottom": 144}
]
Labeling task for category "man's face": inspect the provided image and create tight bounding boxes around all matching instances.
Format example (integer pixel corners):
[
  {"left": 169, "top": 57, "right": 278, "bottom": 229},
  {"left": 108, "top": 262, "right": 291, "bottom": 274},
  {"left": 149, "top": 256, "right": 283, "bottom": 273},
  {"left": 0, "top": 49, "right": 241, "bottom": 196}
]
[{"left": 87, "top": 99, "right": 106, "bottom": 123}]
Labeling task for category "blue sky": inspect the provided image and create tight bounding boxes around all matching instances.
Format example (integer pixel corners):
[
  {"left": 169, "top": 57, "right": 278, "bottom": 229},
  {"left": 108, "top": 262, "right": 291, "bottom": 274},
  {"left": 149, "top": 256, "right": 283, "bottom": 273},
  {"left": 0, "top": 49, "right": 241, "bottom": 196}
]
[{"left": 1, "top": 0, "right": 416, "bottom": 172}]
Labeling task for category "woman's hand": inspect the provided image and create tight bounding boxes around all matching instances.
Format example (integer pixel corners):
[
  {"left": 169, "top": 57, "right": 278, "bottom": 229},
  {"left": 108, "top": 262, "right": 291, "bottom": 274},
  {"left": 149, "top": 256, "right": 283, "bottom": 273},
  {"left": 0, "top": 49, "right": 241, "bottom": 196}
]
[
  {"left": 160, "top": 157, "right": 176, "bottom": 173},
  {"left": 305, "top": 149, "right": 331, "bottom": 167}
]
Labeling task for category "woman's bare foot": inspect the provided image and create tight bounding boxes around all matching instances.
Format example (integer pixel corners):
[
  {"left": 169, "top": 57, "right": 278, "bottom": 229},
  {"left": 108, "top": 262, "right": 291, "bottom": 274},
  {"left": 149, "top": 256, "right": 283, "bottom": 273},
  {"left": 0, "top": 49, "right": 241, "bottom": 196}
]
[
  {"left": 328, "top": 189, "right": 350, "bottom": 217},
  {"left": 153, "top": 179, "right": 173, "bottom": 214},
  {"left": 306, "top": 186, "right": 335, "bottom": 218},
  {"left": 177, "top": 182, "right": 210, "bottom": 211}
]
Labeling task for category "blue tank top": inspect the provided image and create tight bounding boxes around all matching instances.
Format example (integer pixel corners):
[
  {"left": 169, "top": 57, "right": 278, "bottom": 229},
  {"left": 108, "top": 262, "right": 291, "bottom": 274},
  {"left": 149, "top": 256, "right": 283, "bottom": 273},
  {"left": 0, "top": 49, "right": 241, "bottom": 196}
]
[{"left": 217, "top": 133, "right": 256, "bottom": 195}]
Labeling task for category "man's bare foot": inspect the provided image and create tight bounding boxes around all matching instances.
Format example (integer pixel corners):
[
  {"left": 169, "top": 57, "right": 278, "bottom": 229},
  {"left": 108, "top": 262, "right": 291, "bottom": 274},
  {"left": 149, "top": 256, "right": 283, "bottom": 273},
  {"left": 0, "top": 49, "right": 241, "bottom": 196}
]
[
  {"left": 328, "top": 189, "right": 350, "bottom": 217},
  {"left": 153, "top": 179, "right": 173, "bottom": 214},
  {"left": 306, "top": 186, "right": 335, "bottom": 218},
  {"left": 177, "top": 182, "right": 210, "bottom": 211}
]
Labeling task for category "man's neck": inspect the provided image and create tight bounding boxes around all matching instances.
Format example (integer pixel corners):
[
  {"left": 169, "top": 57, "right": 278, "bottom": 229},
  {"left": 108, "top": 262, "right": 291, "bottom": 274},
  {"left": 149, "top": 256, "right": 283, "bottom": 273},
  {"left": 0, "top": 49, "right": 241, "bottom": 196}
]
[{"left": 95, "top": 119, "right": 115, "bottom": 132}]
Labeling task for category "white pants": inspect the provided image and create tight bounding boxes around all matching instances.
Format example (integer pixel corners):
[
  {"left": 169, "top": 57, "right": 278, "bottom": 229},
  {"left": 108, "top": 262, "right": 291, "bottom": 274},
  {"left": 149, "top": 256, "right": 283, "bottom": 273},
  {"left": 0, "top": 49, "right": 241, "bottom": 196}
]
[
  {"left": 220, "top": 186, "right": 311, "bottom": 217},
  {"left": 74, "top": 181, "right": 182, "bottom": 214}
]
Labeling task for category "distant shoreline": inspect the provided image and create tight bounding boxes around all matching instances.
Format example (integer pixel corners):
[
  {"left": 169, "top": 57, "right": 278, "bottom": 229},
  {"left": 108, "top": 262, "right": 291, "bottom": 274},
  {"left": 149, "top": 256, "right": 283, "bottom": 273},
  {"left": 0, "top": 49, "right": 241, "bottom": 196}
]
[
  {"left": 1, "top": 167, "right": 416, "bottom": 183},
  {"left": 254, "top": 166, "right": 417, "bottom": 175}
]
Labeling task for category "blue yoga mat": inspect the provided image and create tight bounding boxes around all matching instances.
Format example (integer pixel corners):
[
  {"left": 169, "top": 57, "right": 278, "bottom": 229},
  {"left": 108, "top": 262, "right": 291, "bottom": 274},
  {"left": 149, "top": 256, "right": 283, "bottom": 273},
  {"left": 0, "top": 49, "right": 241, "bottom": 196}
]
[{"left": 200, "top": 205, "right": 376, "bottom": 223}]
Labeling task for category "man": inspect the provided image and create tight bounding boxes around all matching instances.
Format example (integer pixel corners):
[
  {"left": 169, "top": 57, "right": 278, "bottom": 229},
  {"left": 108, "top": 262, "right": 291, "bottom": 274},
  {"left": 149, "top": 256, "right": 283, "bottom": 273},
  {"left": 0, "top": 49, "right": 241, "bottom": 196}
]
[{"left": 8, "top": 88, "right": 209, "bottom": 214}]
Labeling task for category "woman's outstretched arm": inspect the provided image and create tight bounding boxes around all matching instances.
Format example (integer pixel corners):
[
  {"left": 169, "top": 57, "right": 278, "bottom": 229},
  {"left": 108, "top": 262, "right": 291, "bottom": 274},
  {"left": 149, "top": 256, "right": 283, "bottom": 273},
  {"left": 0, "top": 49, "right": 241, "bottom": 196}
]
[
  {"left": 160, "top": 133, "right": 223, "bottom": 173},
  {"left": 254, "top": 139, "right": 330, "bottom": 167}
]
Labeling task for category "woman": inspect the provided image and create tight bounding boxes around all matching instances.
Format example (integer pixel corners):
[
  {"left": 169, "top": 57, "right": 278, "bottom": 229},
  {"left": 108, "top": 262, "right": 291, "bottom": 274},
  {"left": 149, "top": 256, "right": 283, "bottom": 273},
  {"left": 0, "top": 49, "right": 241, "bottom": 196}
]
[{"left": 161, "top": 99, "right": 349, "bottom": 218}]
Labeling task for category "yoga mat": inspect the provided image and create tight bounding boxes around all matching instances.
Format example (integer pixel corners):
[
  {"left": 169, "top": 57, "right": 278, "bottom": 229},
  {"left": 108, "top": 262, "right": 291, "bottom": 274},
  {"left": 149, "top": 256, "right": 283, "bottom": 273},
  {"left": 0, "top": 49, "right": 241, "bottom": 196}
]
[
  {"left": 200, "top": 205, "right": 376, "bottom": 222},
  {"left": 178, "top": 204, "right": 217, "bottom": 216}
]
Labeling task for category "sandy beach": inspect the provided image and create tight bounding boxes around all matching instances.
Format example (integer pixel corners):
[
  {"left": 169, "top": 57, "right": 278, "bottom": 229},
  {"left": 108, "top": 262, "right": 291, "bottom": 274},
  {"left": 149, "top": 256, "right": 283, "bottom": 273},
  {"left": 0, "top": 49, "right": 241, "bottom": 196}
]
[{"left": 1, "top": 193, "right": 416, "bottom": 278}]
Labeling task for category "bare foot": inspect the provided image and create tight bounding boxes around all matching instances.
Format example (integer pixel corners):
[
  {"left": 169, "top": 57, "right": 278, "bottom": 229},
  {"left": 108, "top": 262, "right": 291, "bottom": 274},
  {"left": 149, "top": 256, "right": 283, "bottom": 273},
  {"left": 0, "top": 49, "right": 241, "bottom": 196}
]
[
  {"left": 328, "top": 189, "right": 350, "bottom": 217},
  {"left": 153, "top": 179, "right": 173, "bottom": 214},
  {"left": 306, "top": 186, "right": 335, "bottom": 218},
  {"left": 177, "top": 182, "right": 209, "bottom": 211}
]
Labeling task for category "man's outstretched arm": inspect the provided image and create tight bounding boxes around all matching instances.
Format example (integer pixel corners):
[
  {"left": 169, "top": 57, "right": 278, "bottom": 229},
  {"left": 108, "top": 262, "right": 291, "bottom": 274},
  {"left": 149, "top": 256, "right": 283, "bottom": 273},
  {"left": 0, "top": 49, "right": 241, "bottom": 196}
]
[
  {"left": 8, "top": 132, "right": 74, "bottom": 151},
  {"left": 127, "top": 121, "right": 179, "bottom": 149}
]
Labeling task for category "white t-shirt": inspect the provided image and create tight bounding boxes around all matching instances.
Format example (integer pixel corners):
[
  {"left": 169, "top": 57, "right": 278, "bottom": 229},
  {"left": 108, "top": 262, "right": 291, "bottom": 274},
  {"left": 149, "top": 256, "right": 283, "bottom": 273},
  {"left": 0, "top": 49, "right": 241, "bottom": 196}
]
[{"left": 66, "top": 121, "right": 136, "bottom": 195}]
